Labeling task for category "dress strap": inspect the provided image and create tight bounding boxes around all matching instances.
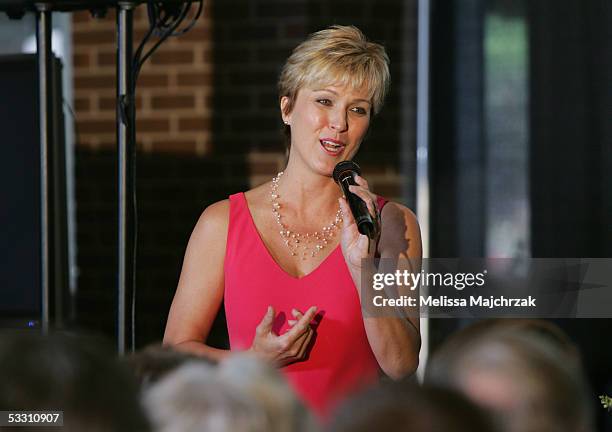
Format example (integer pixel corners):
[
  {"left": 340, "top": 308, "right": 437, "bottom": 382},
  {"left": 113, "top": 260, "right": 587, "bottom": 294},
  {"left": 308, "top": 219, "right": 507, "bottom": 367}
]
[
  {"left": 226, "top": 192, "right": 250, "bottom": 265},
  {"left": 376, "top": 195, "right": 389, "bottom": 212}
]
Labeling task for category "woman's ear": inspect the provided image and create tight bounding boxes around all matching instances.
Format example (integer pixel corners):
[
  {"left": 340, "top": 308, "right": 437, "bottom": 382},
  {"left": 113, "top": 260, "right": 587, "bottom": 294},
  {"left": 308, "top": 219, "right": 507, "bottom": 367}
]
[{"left": 280, "top": 96, "right": 291, "bottom": 124}]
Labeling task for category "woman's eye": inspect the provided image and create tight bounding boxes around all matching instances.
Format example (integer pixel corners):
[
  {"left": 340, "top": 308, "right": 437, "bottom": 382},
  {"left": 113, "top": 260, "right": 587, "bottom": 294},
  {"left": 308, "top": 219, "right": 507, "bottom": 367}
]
[
  {"left": 351, "top": 107, "right": 368, "bottom": 115},
  {"left": 317, "top": 99, "right": 332, "bottom": 106}
]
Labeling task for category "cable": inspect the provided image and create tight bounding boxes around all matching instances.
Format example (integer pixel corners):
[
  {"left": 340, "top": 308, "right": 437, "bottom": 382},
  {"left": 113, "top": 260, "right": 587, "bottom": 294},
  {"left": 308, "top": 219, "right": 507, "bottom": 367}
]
[
  {"left": 124, "top": 0, "right": 204, "bottom": 353},
  {"left": 170, "top": 0, "right": 204, "bottom": 37}
]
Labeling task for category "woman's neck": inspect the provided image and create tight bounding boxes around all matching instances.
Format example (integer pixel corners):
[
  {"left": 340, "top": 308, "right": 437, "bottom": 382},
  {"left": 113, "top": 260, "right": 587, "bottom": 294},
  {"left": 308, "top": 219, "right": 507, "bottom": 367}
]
[{"left": 275, "top": 164, "right": 343, "bottom": 222}]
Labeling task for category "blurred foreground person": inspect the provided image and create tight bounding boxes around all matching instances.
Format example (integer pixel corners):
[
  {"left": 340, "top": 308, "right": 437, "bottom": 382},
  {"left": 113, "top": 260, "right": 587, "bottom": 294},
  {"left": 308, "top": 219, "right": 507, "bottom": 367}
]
[
  {"left": 0, "top": 331, "right": 150, "bottom": 432},
  {"left": 123, "top": 343, "right": 215, "bottom": 392},
  {"left": 143, "top": 353, "right": 316, "bottom": 432},
  {"left": 426, "top": 319, "right": 594, "bottom": 432},
  {"left": 327, "top": 382, "right": 495, "bottom": 432}
]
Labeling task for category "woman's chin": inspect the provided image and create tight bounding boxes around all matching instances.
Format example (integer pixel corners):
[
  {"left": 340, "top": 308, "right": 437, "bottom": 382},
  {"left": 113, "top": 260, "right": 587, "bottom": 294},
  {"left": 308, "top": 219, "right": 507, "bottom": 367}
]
[{"left": 311, "top": 159, "right": 340, "bottom": 178}]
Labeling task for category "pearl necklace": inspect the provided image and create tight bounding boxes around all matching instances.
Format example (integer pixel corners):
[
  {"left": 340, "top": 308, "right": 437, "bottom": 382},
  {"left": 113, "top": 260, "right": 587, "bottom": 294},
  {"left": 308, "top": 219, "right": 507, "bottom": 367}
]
[{"left": 270, "top": 172, "right": 343, "bottom": 259}]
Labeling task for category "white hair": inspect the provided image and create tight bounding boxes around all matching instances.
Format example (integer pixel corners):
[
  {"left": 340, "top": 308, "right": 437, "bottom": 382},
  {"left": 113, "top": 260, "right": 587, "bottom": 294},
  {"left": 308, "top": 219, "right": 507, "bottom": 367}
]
[{"left": 143, "top": 354, "right": 317, "bottom": 432}]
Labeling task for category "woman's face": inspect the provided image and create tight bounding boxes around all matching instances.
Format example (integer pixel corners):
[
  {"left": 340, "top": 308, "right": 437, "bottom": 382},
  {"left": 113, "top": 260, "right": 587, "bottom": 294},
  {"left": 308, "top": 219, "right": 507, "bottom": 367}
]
[{"left": 281, "top": 83, "right": 372, "bottom": 176}]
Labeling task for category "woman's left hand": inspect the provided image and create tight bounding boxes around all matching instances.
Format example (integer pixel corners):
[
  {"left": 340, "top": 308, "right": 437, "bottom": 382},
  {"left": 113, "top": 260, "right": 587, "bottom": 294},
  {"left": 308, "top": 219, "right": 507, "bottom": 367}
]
[{"left": 338, "top": 174, "right": 380, "bottom": 270}]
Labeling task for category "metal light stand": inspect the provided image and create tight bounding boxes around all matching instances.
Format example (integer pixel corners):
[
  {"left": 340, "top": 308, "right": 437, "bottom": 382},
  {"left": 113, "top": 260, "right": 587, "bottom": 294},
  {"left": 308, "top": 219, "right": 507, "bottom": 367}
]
[
  {"left": 8, "top": 0, "right": 199, "bottom": 353},
  {"left": 116, "top": 1, "right": 137, "bottom": 355},
  {"left": 31, "top": 1, "right": 138, "bottom": 351},
  {"left": 35, "top": 2, "right": 53, "bottom": 334}
]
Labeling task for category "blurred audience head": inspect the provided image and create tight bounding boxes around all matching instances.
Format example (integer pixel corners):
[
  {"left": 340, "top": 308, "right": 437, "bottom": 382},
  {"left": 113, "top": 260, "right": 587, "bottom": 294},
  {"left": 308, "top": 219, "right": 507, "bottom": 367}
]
[
  {"left": 0, "top": 330, "right": 150, "bottom": 432},
  {"left": 426, "top": 319, "right": 594, "bottom": 432},
  {"left": 123, "top": 343, "right": 214, "bottom": 392},
  {"left": 218, "top": 354, "right": 315, "bottom": 431},
  {"left": 143, "top": 352, "right": 315, "bottom": 432},
  {"left": 327, "top": 381, "right": 495, "bottom": 432}
]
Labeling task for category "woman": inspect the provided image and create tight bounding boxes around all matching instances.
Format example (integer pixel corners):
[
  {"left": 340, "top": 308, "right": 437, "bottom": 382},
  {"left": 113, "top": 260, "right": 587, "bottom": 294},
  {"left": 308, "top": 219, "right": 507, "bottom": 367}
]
[{"left": 163, "top": 25, "right": 421, "bottom": 418}]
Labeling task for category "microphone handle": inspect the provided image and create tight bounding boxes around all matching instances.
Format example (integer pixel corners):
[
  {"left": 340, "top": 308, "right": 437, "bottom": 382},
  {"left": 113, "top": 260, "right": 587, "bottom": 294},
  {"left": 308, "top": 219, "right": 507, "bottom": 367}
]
[{"left": 339, "top": 174, "right": 375, "bottom": 238}]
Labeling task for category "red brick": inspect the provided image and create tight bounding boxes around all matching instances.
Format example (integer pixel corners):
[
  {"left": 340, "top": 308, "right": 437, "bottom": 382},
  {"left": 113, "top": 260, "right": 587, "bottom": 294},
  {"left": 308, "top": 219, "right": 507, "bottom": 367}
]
[
  {"left": 74, "top": 97, "right": 91, "bottom": 111},
  {"left": 73, "top": 53, "right": 90, "bottom": 68},
  {"left": 176, "top": 72, "right": 212, "bottom": 86},
  {"left": 151, "top": 139, "right": 197, "bottom": 154},
  {"left": 151, "top": 95, "right": 195, "bottom": 110},
  {"left": 138, "top": 74, "right": 169, "bottom": 87},
  {"left": 150, "top": 50, "right": 194, "bottom": 65},
  {"left": 97, "top": 51, "right": 115, "bottom": 67},
  {"left": 99, "top": 96, "right": 144, "bottom": 111},
  {"left": 75, "top": 75, "right": 115, "bottom": 90},
  {"left": 74, "top": 29, "right": 115, "bottom": 45},
  {"left": 77, "top": 119, "right": 115, "bottom": 134},
  {"left": 136, "top": 118, "right": 170, "bottom": 133},
  {"left": 99, "top": 97, "right": 114, "bottom": 111},
  {"left": 178, "top": 116, "right": 211, "bottom": 132}
]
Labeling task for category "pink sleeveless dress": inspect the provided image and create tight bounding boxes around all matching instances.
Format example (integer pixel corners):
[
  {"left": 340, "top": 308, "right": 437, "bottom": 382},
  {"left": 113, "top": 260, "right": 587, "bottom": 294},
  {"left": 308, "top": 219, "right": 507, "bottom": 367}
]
[{"left": 224, "top": 192, "right": 387, "bottom": 418}]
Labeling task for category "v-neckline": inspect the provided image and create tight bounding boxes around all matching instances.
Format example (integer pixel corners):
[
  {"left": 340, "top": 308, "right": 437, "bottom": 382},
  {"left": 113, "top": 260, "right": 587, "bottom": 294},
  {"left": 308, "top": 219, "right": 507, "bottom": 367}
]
[{"left": 240, "top": 192, "right": 341, "bottom": 281}]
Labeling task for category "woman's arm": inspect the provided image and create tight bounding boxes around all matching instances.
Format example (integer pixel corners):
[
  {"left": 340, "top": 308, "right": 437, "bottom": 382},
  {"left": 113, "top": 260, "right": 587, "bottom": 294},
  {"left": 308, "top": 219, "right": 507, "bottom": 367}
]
[
  {"left": 339, "top": 178, "right": 422, "bottom": 380},
  {"left": 362, "top": 202, "right": 422, "bottom": 379},
  {"left": 164, "top": 199, "right": 319, "bottom": 366},
  {"left": 163, "top": 200, "right": 231, "bottom": 362}
]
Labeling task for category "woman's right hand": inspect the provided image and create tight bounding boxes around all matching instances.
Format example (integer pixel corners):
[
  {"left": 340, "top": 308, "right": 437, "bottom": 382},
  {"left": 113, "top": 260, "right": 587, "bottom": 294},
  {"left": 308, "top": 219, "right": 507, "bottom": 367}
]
[{"left": 250, "top": 305, "right": 317, "bottom": 367}]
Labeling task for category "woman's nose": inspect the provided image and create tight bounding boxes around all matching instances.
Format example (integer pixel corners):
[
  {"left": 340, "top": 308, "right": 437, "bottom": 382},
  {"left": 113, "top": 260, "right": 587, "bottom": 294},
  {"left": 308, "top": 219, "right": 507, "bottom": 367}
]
[{"left": 329, "top": 109, "right": 348, "bottom": 132}]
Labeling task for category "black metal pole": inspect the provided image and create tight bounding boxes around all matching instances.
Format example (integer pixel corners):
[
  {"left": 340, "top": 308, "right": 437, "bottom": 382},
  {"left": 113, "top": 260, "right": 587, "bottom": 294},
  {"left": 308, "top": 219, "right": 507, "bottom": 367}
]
[
  {"left": 116, "top": 2, "right": 136, "bottom": 355},
  {"left": 35, "top": 2, "right": 52, "bottom": 334}
]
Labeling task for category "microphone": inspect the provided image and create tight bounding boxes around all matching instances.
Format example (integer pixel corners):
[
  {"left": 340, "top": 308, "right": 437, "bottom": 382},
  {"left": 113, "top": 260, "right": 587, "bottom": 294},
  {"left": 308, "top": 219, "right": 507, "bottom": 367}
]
[{"left": 333, "top": 161, "right": 377, "bottom": 239}]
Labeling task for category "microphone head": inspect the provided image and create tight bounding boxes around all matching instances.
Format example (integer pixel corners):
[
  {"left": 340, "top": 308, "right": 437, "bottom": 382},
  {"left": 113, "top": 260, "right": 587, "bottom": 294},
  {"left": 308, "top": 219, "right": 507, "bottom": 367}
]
[{"left": 333, "top": 160, "right": 361, "bottom": 183}]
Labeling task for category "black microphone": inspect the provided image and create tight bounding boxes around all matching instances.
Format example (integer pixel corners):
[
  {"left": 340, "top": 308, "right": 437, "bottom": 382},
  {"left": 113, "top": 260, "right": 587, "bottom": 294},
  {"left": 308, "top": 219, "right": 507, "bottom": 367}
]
[{"left": 333, "top": 161, "right": 376, "bottom": 239}]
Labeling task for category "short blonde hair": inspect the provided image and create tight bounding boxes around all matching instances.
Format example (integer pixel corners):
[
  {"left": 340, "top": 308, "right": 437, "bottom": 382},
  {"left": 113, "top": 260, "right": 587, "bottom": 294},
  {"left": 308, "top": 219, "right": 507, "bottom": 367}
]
[{"left": 278, "top": 25, "right": 390, "bottom": 117}]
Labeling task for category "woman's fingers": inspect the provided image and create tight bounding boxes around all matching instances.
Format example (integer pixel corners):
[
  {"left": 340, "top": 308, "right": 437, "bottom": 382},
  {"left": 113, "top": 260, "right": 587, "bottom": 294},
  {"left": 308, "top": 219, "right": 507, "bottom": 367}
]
[
  {"left": 251, "top": 306, "right": 317, "bottom": 366},
  {"left": 296, "top": 327, "right": 314, "bottom": 358},
  {"left": 276, "top": 330, "right": 310, "bottom": 366},
  {"left": 348, "top": 184, "right": 377, "bottom": 219},
  {"left": 284, "top": 326, "right": 313, "bottom": 361},
  {"left": 280, "top": 306, "right": 316, "bottom": 343},
  {"left": 354, "top": 174, "right": 369, "bottom": 189},
  {"left": 288, "top": 309, "right": 315, "bottom": 357},
  {"left": 255, "top": 306, "right": 275, "bottom": 336},
  {"left": 287, "top": 308, "right": 304, "bottom": 327},
  {"left": 254, "top": 306, "right": 316, "bottom": 366}
]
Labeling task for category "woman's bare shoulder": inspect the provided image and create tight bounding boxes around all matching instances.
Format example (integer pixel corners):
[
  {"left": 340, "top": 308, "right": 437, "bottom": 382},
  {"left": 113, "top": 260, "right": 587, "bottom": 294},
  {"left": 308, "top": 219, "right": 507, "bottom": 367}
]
[{"left": 193, "top": 199, "right": 230, "bottom": 240}]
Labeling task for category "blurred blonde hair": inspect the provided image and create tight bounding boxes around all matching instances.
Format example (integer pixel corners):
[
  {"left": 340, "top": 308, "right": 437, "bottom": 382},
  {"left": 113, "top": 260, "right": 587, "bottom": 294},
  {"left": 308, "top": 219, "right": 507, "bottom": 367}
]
[
  {"left": 425, "top": 320, "right": 594, "bottom": 432},
  {"left": 278, "top": 25, "right": 390, "bottom": 120},
  {"left": 143, "top": 353, "right": 316, "bottom": 432}
]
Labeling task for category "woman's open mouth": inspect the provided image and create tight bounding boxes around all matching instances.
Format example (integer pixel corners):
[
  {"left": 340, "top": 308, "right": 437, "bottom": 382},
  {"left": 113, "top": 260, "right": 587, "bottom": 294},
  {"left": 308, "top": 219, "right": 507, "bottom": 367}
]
[{"left": 320, "top": 139, "right": 345, "bottom": 156}]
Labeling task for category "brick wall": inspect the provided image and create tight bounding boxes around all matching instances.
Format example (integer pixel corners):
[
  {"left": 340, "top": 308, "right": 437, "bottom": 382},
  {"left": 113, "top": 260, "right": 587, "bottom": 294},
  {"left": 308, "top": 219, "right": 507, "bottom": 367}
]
[
  {"left": 73, "top": 3, "right": 213, "bottom": 154},
  {"left": 71, "top": 0, "right": 417, "bottom": 347}
]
